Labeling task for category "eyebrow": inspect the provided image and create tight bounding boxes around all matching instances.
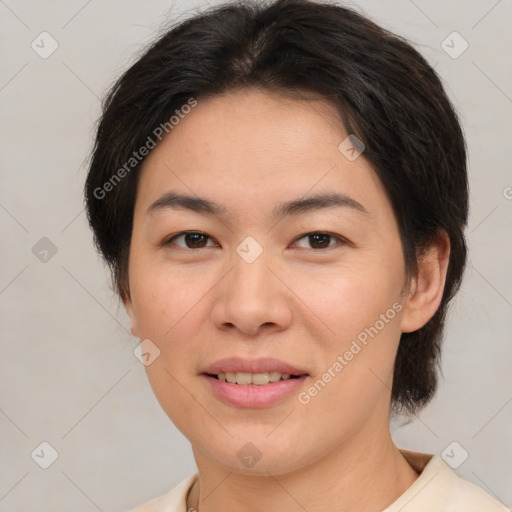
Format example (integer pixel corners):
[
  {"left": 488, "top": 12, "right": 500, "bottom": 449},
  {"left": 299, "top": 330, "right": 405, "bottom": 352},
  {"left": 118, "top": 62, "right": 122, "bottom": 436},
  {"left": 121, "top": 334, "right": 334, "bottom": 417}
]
[{"left": 147, "top": 191, "right": 368, "bottom": 219}]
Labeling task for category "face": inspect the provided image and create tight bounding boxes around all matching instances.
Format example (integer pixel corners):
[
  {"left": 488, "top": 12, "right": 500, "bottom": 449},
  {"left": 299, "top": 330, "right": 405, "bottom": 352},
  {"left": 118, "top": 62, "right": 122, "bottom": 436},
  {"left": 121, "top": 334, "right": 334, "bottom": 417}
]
[{"left": 125, "top": 88, "right": 413, "bottom": 475}]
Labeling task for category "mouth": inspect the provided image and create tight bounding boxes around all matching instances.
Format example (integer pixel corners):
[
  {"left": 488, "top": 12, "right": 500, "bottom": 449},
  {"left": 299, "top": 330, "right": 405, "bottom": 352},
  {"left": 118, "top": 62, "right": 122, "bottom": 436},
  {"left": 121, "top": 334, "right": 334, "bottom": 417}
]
[
  {"left": 200, "top": 357, "right": 309, "bottom": 408},
  {"left": 205, "top": 371, "right": 304, "bottom": 385},
  {"left": 201, "top": 357, "right": 309, "bottom": 385}
]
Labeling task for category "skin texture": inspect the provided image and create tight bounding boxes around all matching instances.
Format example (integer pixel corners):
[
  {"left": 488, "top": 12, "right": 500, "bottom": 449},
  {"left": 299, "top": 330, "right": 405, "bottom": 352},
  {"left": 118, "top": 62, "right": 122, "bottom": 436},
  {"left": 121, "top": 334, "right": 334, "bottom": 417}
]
[{"left": 124, "top": 88, "right": 450, "bottom": 512}]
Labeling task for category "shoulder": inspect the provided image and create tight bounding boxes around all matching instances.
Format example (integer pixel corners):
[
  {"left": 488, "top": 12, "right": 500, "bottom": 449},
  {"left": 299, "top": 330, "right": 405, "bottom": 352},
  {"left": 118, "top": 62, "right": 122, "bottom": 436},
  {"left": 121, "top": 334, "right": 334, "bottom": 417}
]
[
  {"left": 386, "top": 450, "right": 509, "bottom": 512},
  {"left": 129, "top": 473, "right": 198, "bottom": 512}
]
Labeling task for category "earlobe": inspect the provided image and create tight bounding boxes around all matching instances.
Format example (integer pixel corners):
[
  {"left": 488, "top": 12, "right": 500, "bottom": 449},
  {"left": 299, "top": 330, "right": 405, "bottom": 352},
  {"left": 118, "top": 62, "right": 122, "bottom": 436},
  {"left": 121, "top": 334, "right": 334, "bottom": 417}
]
[
  {"left": 400, "top": 231, "right": 451, "bottom": 334},
  {"left": 122, "top": 292, "right": 140, "bottom": 338}
]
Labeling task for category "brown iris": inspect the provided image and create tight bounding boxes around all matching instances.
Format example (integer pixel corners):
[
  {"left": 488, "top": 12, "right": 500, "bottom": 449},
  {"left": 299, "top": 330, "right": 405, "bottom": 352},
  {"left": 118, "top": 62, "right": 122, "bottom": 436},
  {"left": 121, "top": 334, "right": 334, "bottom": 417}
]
[
  {"left": 308, "top": 233, "right": 331, "bottom": 249},
  {"left": 184, "top": 232, "right": 209, "bottom": 248}
]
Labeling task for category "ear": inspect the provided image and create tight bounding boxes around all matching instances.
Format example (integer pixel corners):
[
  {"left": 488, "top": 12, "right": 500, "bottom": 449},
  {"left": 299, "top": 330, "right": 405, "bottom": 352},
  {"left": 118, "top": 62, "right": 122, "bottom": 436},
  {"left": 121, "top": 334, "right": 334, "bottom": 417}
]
[
  {"left": 122, "top": 291, "right": 140, "bottom": 338},
  {"left": 400, "top": 230, "right": 450, "bottom": 333}
]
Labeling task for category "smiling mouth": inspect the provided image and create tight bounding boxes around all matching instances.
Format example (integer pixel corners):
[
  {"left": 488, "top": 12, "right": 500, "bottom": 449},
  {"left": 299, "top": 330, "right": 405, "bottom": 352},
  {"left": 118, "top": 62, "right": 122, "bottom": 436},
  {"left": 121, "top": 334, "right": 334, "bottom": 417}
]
[{"left": 206, "top": 371, "right": 303, "bottom": 385}]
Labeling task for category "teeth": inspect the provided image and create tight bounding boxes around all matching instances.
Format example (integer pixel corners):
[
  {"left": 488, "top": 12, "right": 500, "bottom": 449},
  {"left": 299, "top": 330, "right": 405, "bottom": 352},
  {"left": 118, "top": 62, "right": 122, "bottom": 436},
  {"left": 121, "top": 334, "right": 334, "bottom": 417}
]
[
  {"left": 235, "top": 372, "right": 252, "bottom": 385},
  {"left": 217, "top": 371, "right": 295, "bottom": 385},
  {"left": 252, "top": 372, "right": 270, "bottom": 385},
  {"left": 269, "top": 371, "right": 286, "bottom": 382}
]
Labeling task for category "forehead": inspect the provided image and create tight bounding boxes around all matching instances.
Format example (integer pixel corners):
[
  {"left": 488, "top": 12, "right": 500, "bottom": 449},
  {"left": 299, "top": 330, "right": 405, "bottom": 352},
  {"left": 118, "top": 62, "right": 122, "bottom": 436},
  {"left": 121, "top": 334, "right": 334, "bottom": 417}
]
[{"left": 135, "top": 88, "right": 388, "bottom": 219}]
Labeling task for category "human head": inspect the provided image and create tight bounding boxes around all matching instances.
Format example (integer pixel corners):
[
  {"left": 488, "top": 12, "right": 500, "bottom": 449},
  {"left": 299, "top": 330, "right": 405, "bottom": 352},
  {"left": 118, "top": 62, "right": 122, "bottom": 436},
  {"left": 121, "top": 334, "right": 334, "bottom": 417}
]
[{"left": 85, "top": 0, "right": 468, "bottom": 418}]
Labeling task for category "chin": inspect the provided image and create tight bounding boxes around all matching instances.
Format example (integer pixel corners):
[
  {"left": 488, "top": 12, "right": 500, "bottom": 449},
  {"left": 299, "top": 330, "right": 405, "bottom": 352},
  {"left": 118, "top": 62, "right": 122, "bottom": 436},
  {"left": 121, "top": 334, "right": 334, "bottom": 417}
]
[{"left": 194, "top": 433, "right": 313, "bottom": 477}]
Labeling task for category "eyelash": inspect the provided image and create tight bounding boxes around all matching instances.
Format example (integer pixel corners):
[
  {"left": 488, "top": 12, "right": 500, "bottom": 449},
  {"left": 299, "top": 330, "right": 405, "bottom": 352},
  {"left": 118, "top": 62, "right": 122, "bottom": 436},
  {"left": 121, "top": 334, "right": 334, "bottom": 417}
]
[{"left": 163, "top": 231, "right": 347, "bottom": 251}]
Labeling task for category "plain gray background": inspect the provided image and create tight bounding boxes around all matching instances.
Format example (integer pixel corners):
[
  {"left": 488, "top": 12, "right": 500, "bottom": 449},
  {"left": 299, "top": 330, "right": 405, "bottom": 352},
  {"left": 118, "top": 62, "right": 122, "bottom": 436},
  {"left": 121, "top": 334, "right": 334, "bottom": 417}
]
[{"left": 1, "top": 0, "right": 511, "bottom": 510}]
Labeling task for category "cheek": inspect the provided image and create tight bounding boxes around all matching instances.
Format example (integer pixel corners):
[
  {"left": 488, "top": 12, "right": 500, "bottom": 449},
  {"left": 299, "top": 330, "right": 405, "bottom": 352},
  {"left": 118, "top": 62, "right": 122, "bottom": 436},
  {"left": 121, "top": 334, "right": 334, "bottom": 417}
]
[
  {"left": 131, "top": 275, "right": 204, "bottom": 337},
  {"left": 288, "top": 255, "right": 405, "bottom": 404},
  {"left": 289, "top": 258, "right": 405, "bottom": 344},
  {"left": 128, "top": 261, "right": 214, "bottom": 429},
  {"left": 128, "top": 256, "right": 220, "bottom": 367}
]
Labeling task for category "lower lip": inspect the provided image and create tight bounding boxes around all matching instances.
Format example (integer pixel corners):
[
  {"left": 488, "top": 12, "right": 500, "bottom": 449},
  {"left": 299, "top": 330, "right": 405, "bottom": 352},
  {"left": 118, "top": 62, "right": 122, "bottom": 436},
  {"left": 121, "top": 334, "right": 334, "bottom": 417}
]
[{"left": 202, "top": 374, "right": 308, "bottom": 408}]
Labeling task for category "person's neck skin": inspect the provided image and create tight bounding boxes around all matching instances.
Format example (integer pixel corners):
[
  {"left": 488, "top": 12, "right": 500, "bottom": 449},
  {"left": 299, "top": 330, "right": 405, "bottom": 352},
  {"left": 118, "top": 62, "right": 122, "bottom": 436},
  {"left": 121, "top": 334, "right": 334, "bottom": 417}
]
[{"left": 188, "top": 405, "right": 419, "bottom": 512}]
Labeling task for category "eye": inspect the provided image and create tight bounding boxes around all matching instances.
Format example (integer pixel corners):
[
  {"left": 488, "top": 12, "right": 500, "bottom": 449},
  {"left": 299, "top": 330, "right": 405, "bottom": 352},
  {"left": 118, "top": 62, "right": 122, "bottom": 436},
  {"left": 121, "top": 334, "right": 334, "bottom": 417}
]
[
  {"left": 293, "top": 232, "right": 345, "bottom": 250},
  {"left": 164, "top": 231, "right": 218, "bottom": 249}
]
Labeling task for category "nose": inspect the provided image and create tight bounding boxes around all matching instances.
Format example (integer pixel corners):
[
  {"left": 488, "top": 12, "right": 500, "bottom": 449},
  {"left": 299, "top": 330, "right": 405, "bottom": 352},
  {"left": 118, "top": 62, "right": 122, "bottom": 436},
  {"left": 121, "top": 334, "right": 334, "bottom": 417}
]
[{"left": 211, "top": 251, "right": 293, "bottom": 337}]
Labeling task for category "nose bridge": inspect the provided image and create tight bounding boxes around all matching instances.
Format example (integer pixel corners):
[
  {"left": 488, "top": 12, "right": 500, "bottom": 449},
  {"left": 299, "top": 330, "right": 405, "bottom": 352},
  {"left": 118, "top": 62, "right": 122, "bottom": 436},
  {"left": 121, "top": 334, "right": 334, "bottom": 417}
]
[
  {"left": 212, "top": 242, "right": 293, "bottom": 334},
  {"left": 229, "top": 246, "right": 275, "bottom": 305},
  {"left": 230, "top": 233, "right": 272, "bottom": 292}
]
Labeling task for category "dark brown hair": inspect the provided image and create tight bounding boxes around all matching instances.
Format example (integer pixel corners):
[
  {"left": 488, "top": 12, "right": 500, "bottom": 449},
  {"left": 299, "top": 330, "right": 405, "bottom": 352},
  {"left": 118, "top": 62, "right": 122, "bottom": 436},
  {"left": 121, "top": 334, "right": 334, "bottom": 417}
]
[{"left": 85, "top": 0, "right": 468, "bottom": 415}]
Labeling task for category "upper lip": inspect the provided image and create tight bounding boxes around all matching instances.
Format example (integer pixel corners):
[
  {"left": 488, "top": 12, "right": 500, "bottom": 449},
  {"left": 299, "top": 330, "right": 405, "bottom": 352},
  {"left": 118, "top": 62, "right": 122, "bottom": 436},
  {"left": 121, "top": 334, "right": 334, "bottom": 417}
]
[{"left": 202, "top": 357, "right": 309, "bottom": 376}]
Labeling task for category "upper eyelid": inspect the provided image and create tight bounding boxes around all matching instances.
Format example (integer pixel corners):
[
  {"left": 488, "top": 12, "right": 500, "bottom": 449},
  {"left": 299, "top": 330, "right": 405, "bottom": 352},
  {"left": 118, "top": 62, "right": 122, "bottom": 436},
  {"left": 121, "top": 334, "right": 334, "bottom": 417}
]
[
  {"left": 165, "top": 231, "right": 218, "bottom": 246},
  {"left": 165, "top": 231, "right": 346, "bottom": 248},
  {"left": 293, "top": 232, "right": 347, "bottom": 249}
]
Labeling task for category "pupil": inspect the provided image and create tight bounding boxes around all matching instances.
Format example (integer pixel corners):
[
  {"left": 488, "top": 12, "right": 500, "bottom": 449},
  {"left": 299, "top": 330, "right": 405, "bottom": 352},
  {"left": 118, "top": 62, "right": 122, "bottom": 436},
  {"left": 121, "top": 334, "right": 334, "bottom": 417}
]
[
  {"left": 310, "top": 233, "right": 329, "bottom": 248},
  {"left": 186, "top": 233, "right": 206, "bottom": 248}
]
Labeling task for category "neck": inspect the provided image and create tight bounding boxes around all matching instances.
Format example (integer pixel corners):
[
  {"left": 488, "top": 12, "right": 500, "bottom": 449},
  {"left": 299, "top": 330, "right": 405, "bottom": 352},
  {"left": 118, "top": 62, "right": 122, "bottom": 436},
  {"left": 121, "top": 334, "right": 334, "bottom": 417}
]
[{"left": 188, "top": 420, "right": 418, "bottom": 512}]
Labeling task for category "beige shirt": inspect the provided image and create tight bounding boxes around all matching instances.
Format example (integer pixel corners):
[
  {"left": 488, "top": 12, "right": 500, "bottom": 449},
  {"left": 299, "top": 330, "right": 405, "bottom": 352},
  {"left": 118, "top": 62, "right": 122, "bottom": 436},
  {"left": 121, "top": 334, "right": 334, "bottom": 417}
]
[{"left": 130, "top": 449, "right": 509, "bottom": 512}]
